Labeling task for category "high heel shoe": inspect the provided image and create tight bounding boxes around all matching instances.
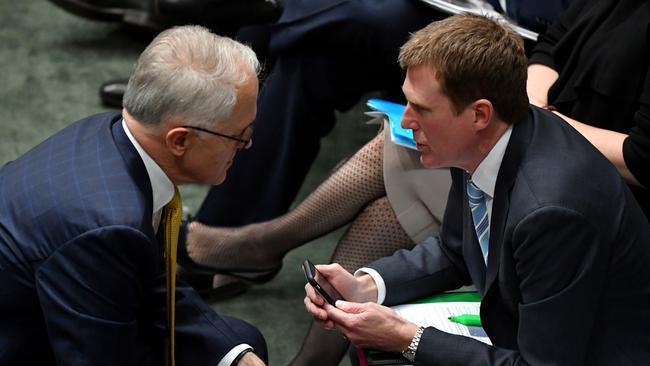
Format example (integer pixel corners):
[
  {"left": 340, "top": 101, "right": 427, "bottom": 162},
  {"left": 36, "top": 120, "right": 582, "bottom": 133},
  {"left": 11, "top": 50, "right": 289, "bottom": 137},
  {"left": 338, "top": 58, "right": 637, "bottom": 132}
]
[
  {"left": 177, "top": 267, "right": 250, "bottom": 301},
  {"left": 177, "top": 220, "right": 282, "bottom": 284}
]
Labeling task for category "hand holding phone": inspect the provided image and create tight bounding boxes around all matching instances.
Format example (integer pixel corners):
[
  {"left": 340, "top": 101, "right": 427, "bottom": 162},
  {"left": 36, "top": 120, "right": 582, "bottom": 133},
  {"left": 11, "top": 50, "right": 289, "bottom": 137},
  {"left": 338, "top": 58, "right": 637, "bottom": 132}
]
[{"left": 302, "top": 259, "right": 345, "bottom": 305}]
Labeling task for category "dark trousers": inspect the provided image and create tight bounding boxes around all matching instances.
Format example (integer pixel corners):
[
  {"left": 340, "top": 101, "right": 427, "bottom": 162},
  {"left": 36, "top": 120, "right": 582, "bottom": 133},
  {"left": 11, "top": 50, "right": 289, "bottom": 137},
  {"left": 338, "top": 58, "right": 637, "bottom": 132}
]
[{"left": 195, "top": 0, "right": 442, "bottom": 226}]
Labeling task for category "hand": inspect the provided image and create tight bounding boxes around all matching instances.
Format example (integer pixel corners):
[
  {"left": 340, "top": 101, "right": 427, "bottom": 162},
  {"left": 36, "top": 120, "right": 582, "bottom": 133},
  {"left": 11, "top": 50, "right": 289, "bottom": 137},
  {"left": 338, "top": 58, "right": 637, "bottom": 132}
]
[
  {"left": 237, "top": 351, "right": 266, "bottom": 366},
  {"left": 303, "top": 263, "right": 378, "bottom": 329},
  {"left": 314, "top": 263, "right": 380, "bottom": 303},
  {"left": 326, "top": 300, "right": 420, "bottom": 353},
  {"left": 304, "top": 279, "right": 333, "bottom": 328}
]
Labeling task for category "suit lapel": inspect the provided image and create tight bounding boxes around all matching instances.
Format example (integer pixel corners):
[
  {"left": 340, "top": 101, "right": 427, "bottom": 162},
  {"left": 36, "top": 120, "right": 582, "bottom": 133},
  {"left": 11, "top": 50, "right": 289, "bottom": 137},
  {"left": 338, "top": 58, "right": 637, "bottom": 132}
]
[
  {"left": 111, "top": 116, "right": 156, "bottom": 240},
  {"left": 484, "top": 115, "right": 532, "bottom": 293}
]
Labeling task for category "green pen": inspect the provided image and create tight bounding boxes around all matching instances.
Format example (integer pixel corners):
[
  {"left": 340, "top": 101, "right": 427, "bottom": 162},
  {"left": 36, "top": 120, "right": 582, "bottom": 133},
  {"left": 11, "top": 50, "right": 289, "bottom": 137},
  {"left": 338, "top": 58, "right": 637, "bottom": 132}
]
[{"left": 448, "top": 314, "right": 482, "bottom": 327}]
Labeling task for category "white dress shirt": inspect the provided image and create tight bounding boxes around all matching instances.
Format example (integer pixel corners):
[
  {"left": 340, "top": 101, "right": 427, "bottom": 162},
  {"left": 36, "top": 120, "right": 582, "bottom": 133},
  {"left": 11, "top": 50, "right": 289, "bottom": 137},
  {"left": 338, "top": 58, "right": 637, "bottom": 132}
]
[
  {"left": 122, "top": 120, "right": 251, "bottom": 365},
  {"left": 357, "top": 126, "right": 513, "bottom": 304},
  {"left": 122, "top": 120, "right": 174, "bottom": 232}
]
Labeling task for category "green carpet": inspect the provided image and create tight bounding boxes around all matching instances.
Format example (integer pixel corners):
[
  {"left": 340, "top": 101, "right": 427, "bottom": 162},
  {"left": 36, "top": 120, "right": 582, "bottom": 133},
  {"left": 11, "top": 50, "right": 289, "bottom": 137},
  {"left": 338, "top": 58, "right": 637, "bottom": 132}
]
[{"left": 0, "top": 1, "right": 377, "bottom": 364}]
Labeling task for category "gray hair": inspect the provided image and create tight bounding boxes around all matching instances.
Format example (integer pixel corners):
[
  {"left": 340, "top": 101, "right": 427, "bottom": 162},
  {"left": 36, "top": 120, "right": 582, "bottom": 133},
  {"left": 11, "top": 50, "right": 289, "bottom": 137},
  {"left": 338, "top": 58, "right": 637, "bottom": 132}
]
[{"left": 123, "top": 25, "right": 260, "bottom": 129}]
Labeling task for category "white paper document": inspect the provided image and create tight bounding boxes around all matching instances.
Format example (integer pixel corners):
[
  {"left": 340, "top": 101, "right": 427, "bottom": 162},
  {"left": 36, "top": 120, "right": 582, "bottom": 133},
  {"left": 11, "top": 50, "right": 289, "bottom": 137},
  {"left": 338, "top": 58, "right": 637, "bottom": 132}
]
[{"left": 392, "top": 301, "right": 492, "bottom": 345}]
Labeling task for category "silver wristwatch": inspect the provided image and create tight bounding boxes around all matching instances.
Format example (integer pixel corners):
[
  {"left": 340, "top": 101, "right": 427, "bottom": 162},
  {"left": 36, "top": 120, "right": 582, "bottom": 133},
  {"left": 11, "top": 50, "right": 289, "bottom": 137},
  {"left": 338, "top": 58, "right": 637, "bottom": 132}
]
[{"left": 402, "top": 326, "right": 425, "bottom": 362}]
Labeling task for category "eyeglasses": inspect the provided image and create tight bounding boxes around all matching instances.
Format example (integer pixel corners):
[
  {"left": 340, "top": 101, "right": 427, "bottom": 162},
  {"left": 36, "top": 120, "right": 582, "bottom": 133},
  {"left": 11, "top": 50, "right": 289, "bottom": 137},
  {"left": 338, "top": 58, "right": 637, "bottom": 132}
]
[{"left": 183, "top": 125, "right": 253, "bottom": 149}]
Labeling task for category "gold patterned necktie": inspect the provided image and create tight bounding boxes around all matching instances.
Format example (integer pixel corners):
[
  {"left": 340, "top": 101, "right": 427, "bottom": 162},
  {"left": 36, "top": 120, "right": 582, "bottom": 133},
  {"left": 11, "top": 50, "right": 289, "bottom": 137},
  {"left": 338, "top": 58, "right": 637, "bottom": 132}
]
[{"left": 163, "top": 187, "right": 182, "bottom": 366}]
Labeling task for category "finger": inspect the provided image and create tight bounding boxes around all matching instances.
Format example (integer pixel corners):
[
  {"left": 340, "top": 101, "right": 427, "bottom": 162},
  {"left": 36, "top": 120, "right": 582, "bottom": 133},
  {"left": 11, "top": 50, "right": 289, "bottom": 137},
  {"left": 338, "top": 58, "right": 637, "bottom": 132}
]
[
  {"left": 315, "top": 262, "right": 344, "bottom": 276},
  {"left": 304, "top": 296, "right": 329, "bottom": 321},
  {"left": 334, "top": 300, "right": 364, "bottom": 313},
  {"left": 305, "top": 283, "right": 325, "bottom": 306},
  {"left": 324, "top": 301, "right": 354, "bottom": 325},
  {"left": 303, "top": 291, "right": 328, "bottom": 319}
]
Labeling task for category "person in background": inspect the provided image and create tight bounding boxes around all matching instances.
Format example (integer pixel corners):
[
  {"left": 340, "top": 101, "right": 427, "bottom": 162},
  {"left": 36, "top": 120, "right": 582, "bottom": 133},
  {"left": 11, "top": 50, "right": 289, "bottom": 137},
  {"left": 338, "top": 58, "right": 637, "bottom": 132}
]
[
  {"left": 527, "top": 0, "right": 650, "bottom": 219},
  {"left": 0, "top": 26, "right": 267, "bottom": 366},
  {"left": 75, "top": 0, "right": 573, "bottom": 234},
  {"left": 180, "top": 0, "right": 572, "bottom": 298},
  {"left": 486, "top": 0, "right": 573, "bottom": 32},
  {"left": 179, "top": 1, "right": 574, "bottom": 364},
  {"left": 305, "top": 13, "right": 650, "bottom": 365}
]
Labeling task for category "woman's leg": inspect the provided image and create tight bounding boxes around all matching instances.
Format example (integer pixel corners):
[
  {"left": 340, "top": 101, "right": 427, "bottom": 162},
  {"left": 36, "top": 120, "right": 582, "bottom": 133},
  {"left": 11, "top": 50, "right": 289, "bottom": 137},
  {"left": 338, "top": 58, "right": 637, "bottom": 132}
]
[
  {"left": 186, "top": 132, "right": 386, "bottom": 271},
  {"left": 289, "top": 196, "right": 415, "bottom": 366}
]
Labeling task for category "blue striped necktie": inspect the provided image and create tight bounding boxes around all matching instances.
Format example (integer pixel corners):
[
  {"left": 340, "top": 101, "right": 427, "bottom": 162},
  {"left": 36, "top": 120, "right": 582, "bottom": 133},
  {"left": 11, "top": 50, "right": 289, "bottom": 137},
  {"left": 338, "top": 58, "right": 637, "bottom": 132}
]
[{"left": 467, "top": 180, "right": 490, "bottom": 264}]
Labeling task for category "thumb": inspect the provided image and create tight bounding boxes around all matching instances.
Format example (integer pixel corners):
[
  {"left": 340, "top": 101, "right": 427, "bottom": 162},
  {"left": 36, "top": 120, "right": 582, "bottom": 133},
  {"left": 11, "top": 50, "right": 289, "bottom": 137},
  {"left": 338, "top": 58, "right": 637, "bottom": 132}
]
[
  {"left": 325, "top": 300, "right": 359, "bottom": 327},
  {"left": 335, "top": 300, "right": 364, "bottom": 314},
  {"left": 316, "top": 263, "right": 344, "bottom": 278}
]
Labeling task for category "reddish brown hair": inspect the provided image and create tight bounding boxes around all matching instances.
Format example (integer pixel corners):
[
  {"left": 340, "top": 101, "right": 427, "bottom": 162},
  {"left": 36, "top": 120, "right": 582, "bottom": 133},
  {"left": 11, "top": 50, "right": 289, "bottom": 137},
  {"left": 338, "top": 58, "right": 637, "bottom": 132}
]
[{"left": 399, "top": 13, "right": 528, "bottom": 124}]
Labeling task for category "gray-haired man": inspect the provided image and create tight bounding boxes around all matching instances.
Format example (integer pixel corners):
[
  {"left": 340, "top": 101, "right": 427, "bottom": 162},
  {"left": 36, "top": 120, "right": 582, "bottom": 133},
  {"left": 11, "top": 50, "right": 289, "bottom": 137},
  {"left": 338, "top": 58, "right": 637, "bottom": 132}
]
[{"left": 0, "top": 26, "right": 266, "bottom": 365}]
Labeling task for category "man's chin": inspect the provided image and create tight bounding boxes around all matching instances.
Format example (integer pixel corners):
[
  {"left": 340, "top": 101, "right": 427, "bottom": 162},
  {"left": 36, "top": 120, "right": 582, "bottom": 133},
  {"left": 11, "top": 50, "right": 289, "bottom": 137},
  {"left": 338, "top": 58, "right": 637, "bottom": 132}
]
[
  {"left": 212, "top": 174, "right": 227, "bottom": 186},
  {"left": 202, "top": 171, "right": 227, "bottom": 186},
  {"left": 419, "top": 155, "right": 441, "bottom": 169}
]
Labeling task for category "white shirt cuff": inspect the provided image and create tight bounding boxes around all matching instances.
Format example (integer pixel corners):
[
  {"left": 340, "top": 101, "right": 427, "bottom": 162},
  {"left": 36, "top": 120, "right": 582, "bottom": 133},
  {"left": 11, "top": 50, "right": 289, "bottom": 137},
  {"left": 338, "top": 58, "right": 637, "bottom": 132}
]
[
  {"left": 217, "top": 344, "right": 252, "bottom": 366},
  {"left": 354, "top": 267, "right": 386, "bottom": 305}
]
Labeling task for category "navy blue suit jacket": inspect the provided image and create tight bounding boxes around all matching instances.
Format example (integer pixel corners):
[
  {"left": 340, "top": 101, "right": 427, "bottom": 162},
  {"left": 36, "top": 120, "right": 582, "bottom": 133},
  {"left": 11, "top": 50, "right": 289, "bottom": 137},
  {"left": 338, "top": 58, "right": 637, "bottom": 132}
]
[
  {"left": 486, "top": 0, "right": 573, "bottom": 32},
  {"left": 0, "top": 113, "right": 249, "bottom": 365},
  {"left": 368, "top": 106, "right": 650, "bottom": 365}
]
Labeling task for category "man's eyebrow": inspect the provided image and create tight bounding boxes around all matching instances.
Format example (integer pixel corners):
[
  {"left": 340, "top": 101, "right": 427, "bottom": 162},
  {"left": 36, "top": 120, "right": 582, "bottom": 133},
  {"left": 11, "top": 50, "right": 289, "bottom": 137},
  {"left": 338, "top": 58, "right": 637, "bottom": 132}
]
[
  {"left": 408, "top": 100, "right": 430, "bottom": 111},
  {"left": 402, "top": 87, "right": 428, "bottom": 111}
]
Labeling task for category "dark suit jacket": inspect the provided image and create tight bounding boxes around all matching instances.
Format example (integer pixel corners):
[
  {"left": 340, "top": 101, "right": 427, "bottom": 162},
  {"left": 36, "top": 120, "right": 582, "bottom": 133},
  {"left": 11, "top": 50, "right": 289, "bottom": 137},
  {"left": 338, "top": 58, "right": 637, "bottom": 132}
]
[
  {"left": 0, "top": 113, "right": 249, "bottom": 365},
  {"left": 368, "top": 106, "right": 650, "bottom": 365},
  {"left": 485, "top": 0, "right": 573, "bottom": 32}
]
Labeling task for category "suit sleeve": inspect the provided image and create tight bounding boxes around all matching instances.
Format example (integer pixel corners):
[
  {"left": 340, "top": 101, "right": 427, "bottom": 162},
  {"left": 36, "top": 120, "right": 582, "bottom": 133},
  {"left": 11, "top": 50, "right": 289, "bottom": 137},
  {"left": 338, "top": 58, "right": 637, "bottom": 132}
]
[
  {"left": 156, "top": 278, "right": 252, "bottom": 366},
  {"left": 414, "top": 207, "right": 608, "bottom": 366},
  {"left": 367, "top": 170, "right": 471, "bottom": 306},
  {"left": 35, "top": 226, "right": 157, "bottom": 365},
  {"left": 35, "top": 226, "right": 247, "bottom": 365}
]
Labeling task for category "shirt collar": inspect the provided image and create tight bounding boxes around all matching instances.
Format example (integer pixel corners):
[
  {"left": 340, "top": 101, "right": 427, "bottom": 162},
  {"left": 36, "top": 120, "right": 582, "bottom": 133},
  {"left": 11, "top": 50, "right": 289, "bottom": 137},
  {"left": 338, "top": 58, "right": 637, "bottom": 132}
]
[
  {"left": 122, "top": 119, "right": 175, "bottom": 213},
  {"left": 470, "top": 125, "right": 513, "bottom": 199}
]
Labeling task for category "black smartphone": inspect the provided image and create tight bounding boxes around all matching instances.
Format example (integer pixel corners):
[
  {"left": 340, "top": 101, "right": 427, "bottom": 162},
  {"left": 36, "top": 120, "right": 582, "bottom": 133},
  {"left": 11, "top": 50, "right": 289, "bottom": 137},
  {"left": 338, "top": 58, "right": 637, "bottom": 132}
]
[{"left": 302, "top": 259, "right": 345, "bottom": 305}]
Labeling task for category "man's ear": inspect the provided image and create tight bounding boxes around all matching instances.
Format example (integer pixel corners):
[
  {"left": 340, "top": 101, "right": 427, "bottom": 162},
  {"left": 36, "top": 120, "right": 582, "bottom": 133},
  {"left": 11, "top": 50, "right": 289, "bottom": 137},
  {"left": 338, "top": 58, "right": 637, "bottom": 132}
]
[
  {"left": 165, "top": 127, "right": 191, "bottom": 157},
  {"left": 472, "top": 99, "right": 493, "bottom": 131}
]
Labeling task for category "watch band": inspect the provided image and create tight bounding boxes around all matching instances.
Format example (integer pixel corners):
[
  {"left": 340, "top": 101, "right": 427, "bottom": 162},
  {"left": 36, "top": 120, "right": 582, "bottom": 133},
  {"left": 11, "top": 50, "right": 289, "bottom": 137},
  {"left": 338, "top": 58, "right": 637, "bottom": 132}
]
[{"left": 402, "top": 326, "right": 425, "bottom": 362}]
